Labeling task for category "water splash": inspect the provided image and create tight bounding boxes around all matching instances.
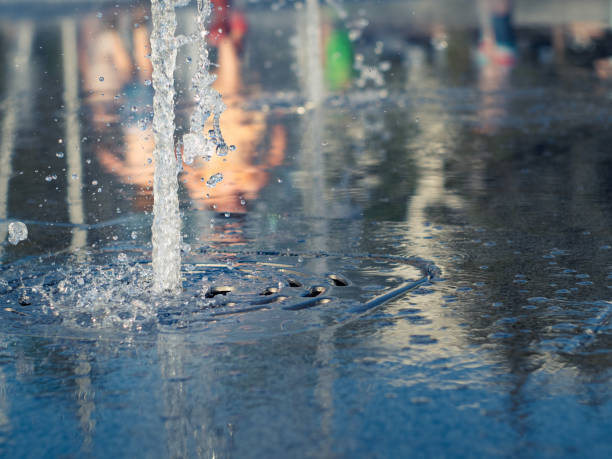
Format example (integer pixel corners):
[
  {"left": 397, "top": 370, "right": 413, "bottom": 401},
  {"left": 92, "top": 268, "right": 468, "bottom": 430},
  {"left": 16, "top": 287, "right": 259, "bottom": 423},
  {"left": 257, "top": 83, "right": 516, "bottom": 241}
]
[{"left": 7, "top": 221, "right": 27, "bottom": 245}]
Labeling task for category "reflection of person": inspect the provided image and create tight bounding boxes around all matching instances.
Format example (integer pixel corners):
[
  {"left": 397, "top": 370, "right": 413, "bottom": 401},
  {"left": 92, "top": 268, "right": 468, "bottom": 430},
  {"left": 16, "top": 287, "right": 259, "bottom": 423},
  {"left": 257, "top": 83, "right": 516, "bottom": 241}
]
[
  {"left": 209, "top": 0, "right": 248, "bottom": 96},
  {"left": 80, "top": 12, "right": 133, "bottom": 125},
  {"left": 88, "top": 4, "right": 286, "bottom": 222},
  {"left": 83, "top": 7, "right": 156, "bottom": 206},
  {"left": 184, "top": 113, "right": 286, "bottom": 213},
  {"left": 183, "top": 2, "right": 285, "bottom": 214}
]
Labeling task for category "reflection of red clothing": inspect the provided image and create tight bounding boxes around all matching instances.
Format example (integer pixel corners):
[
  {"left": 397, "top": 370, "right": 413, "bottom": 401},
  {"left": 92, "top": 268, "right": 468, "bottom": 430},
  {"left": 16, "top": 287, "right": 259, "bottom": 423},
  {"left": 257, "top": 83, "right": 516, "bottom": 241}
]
[{"left": 209, "top": 0, "right": 248, "bottom": 49}]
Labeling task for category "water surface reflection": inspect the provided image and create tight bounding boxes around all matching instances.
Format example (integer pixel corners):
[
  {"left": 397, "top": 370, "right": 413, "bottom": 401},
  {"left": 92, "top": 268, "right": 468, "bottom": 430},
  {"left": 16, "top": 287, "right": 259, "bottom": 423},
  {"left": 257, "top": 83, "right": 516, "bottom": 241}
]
[{"left": 1, "top": 0, "right": 612, "bottom": 457}]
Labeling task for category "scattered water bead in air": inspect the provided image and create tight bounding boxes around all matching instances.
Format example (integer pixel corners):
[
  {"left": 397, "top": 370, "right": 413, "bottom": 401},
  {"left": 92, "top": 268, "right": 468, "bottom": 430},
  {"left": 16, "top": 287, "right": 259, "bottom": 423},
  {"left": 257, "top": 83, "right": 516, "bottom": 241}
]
[
  {"left": 56, "top": 152, "right": 64, "bottom": 158},
  {"left": 206, "top": 172, "right": 223, "bottom": 188},
  {"left": 131, "top": 231, "right": 137, "bottom": 240},
  {"left": 98, "top": 76, "right": 104, "bottom": 82},
  {"left": 8, "top": 221, "right": 28, "bottom": 245},
  {"left": 144, "top": 79, "right": 151, "bottom": 86},
  {"left": 117, "top": 253, "right": 128, "bottom": 263},
  {"left": 216, "top": 143, "right": 228, "bottom": 156},
  {"left": 229, "top": 145, "right": 236, "bottom": 152}
]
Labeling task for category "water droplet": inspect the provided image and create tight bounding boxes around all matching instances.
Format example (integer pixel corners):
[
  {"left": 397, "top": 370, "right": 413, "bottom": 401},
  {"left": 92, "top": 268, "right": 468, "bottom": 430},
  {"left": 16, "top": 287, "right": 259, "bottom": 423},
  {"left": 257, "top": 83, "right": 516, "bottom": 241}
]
[
  {"left": 91, "top": 180, "right": 98, "bottom": 186},
  {"left": 99, "top": 76, "right": 104, "bottom": 82},
  {"left": 118, "top": 253, "right": 128, "bottom": 263},
  {"left": 144, "top": 79, "right": 151, "bottom": 86},
  {"left": 8, "top": 221, "right": 27, "bottom": 245},
  {"left": 186, "top": 57, "right": 192, "bottom": 63},
  {"left": 206, "top": 172, "right": 223, "bottom": 188},
  {"left": 131, "top": 231, "right": 138, "bottom": 240},
  {"left": 71, "top": 173, "right": 78, "bottom": 180},
  {"left": 216, "top": 143, "right": 228, "bottom": 156},
  {"left": 56, "top": 152, "right": 64, "bottom": 158}
]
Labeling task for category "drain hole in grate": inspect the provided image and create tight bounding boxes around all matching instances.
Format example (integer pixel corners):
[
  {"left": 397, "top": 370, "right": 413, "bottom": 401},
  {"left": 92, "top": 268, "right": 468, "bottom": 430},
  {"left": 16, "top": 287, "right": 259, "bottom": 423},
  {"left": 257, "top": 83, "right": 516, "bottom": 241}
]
[
  {"left": 303, "top": 286, "right": 326, "bottom": 298},
  {"left": 205, "top": 286, "right": 233, "bottom": 298},
  {"left": 328, "top": 274, "right": 349, "bottom": 287},
  {"left": 260, "top": 287, "right": 279, "bottom": 296}
]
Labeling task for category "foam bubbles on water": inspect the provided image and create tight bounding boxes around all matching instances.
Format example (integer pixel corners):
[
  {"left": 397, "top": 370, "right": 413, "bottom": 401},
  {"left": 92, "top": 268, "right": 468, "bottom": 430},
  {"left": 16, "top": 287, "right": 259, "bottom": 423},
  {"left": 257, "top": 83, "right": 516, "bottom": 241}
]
[{"left": 8, "top": 221, "right": 28, "bottom": 245}]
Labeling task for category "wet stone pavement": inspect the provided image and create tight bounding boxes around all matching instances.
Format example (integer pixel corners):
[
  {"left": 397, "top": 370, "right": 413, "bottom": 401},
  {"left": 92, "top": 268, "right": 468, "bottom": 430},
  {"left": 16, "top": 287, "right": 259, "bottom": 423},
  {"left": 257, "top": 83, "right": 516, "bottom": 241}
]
[{"left": 1, "top": 0, "right": 612, "bottom": 457}]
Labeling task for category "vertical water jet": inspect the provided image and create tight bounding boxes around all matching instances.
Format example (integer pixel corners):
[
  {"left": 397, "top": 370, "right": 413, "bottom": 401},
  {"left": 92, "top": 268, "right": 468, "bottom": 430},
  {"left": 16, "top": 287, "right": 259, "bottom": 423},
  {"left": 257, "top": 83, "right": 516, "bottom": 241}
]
[
  {"left": 150, "top": 0, "right": 181, "bottom": 293},
  {"left": 149, "top": 0, "right": 226, "bottom": 293}
]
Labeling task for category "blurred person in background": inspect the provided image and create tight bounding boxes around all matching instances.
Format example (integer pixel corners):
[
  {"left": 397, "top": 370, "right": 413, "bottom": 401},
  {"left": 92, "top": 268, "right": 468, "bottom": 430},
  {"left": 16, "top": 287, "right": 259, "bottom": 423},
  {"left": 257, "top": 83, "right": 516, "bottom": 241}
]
[
  {"left": 477, "top": 0, "right": 516, "bottom": 66},
  {"left": 476, "top": 0, "right": 515, "bottom": 134}
]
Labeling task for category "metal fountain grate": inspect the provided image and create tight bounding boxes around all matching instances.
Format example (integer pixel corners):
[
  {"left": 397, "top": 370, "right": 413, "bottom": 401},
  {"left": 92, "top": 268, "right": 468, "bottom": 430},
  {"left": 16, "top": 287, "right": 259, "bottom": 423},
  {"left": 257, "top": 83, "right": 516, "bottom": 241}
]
[
  {"left": 0, "top": 247, "right": 441, "bottom": 335},
  {"left": 172, "top": 249, "right": 441, "bottom": 324}
]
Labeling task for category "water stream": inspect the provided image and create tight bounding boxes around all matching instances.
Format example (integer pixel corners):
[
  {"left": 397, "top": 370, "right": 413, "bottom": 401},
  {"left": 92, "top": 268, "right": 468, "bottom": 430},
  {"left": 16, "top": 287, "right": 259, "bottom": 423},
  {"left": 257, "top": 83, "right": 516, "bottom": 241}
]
[
  {"left": 150, "top": 0, "right": 182, "bottom": 293},
  {"left": 150, "top": 0, "right": 227, "bottom": 293}
]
